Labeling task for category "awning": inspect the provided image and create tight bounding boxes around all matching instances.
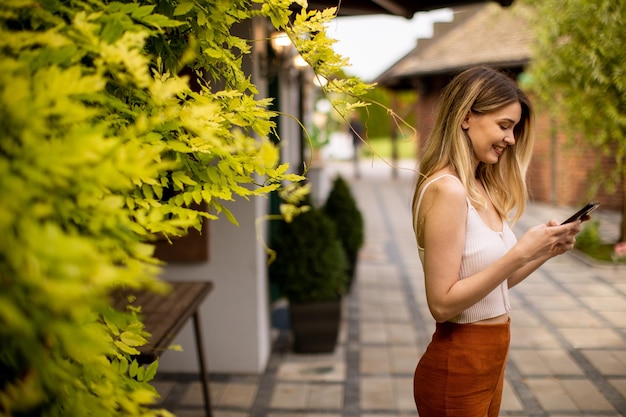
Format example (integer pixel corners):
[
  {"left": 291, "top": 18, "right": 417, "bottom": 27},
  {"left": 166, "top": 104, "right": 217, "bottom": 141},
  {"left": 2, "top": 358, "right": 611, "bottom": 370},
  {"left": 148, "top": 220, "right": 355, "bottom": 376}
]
[{"left": 306, "top": 0, "right": 514, "bottom": 19}]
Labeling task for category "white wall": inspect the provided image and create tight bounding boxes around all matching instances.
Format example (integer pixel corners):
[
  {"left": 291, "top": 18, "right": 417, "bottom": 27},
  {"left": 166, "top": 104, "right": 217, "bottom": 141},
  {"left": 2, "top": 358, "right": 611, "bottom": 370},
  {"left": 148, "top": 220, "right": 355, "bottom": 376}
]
[{"left": 158, "top": 196, "right": 271, "bottom": 374}]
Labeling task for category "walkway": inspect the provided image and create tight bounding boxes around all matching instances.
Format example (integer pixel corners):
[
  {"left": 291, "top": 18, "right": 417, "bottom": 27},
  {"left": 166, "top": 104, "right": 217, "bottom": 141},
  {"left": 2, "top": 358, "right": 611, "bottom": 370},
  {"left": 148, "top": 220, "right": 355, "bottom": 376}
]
[{"left": 154, "top": 158, "right": 626, "bottom": 417}]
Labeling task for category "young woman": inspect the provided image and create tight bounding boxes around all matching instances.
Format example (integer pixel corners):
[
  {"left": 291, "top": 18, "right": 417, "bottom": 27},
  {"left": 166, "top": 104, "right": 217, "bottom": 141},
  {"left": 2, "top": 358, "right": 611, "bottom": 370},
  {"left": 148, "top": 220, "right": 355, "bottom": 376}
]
[{"left": 412, "top": 66, "right": 585, "bottom": 416}]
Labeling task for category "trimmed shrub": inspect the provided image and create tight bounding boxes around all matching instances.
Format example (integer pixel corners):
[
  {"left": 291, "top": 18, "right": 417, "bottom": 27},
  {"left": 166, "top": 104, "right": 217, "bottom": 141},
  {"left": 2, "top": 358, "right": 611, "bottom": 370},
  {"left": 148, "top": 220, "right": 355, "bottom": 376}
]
[
  {"left": 269, "top": 206, "right": 349, "bottom": 304},
  {"left": 323, "top": 176, "right": 365, "bottom": 282}
]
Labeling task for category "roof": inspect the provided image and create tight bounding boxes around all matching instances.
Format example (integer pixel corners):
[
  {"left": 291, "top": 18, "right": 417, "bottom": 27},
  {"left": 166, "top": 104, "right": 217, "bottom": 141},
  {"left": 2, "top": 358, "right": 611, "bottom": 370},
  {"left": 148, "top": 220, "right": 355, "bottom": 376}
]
[
  {"left": 306, "top": 0, "right": 514, "bottom": 19},
  {"left": 376, "top": 2, "right": 534, "bottom": 88}
]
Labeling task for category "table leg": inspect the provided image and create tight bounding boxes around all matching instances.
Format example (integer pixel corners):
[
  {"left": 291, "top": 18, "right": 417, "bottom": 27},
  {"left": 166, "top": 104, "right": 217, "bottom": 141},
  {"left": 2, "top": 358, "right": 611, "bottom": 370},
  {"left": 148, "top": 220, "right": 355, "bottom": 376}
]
[{"left": 192, "top": 311, "right": 213, "bottom": 417}]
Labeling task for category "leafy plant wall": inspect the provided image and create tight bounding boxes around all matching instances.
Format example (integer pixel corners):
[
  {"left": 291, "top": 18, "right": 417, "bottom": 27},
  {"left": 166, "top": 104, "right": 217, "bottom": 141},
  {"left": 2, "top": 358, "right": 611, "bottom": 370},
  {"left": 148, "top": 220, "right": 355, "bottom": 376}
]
[{"left": 0, "top": 0, "right": 370, "bottom": 415}]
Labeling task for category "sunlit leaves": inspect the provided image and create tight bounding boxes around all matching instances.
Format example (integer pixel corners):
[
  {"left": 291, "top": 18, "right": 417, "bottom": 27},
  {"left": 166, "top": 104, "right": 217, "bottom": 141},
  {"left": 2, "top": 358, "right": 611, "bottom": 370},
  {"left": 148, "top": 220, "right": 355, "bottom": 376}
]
[
  {"left": 1, "top": 0, "right": 372, "bottom": 415},
  {"left": 278, "top": 5, "right": 374, "bottom": 118},
  {"left": 173, "top": 2, "right": 195, "bottom": 16},
  {"left": 526, "top": 0, "right": 626, "bottom": 204}
]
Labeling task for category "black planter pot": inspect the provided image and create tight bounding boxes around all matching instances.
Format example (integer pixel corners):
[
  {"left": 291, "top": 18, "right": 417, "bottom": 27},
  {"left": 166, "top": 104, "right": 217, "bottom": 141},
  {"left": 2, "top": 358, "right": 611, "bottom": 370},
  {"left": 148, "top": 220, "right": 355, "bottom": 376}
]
[{"left": 289, "top": 299, "right": 341, "bottom": 353}]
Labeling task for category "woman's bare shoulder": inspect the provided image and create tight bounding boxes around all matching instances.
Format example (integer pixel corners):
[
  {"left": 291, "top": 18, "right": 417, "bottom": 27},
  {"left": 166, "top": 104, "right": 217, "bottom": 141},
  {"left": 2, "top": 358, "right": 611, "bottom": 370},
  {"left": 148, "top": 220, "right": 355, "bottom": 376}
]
[
  {"left": 415, "top": 171, "right": 467, "bottom": 247},
  {"left": 421, "top": 171, "right": 466, "bottom": 202}
]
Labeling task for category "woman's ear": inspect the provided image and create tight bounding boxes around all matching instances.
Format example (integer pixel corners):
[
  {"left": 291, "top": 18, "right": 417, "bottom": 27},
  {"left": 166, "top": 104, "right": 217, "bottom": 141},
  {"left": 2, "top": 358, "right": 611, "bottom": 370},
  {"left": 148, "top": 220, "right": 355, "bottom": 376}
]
[{"left": 461, "top": 111, "right": 471, "bottom": 130}]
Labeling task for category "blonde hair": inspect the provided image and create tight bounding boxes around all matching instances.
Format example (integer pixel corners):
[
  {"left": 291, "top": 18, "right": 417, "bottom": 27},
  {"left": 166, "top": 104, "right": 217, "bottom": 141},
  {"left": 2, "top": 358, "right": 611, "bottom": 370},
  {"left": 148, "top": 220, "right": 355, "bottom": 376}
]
[{"left": 412, "top": 66, "right": 535, "bottom": 228}]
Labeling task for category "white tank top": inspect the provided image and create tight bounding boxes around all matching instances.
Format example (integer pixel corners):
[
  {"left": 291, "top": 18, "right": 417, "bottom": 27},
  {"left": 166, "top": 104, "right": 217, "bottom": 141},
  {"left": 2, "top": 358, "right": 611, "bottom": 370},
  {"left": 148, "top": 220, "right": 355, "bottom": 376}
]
[{"left": 415, "top": 174, "right": 516, "bottom": 323}]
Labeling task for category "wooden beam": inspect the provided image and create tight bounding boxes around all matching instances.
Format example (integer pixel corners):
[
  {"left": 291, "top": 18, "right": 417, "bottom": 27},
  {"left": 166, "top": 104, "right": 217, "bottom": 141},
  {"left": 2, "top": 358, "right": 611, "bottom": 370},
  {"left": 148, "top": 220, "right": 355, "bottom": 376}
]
[{"left": 370, "top": 0, "right": 413, "bottom": 18}]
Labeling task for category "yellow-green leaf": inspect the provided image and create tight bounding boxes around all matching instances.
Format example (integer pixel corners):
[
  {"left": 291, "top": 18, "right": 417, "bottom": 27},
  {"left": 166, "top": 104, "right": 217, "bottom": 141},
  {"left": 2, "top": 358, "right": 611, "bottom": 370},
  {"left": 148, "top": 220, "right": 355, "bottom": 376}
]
[
  {"left": 173, "top": 1, "right": 194, "bottom": 16},
  {"left": 119, "top": 331, "right": 148, "bottom": 347},
  {"left": 114, "top": 340, "right": 140, "bottom": 355}
]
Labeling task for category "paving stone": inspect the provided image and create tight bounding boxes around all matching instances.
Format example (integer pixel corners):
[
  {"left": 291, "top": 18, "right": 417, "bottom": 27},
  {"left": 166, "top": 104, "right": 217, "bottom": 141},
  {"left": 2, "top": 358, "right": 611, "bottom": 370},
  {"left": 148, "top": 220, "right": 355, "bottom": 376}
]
[
  {"left": 387, "top": 323, "right": 417, "bottom": 345},
  {"left": 599, "top": 311, "right": 626, "bottom": 327},
  {"left": 219, "top": 382, "right": 258, "bottom": 408},
  {"left": 392, "top": 376, "right": 415, "bottom": 411},
  {"left": 563, "top": 282, "right": 618, "bottom": 297},
  {"left": 609, "top": 378, "right": 626, "bottom": 398},
  {"left": 579, "top": 296, "right": 626, "bottom": 312},
  {"left": 389, "top": 345, "right": 419, "bottom": 375},
  {"left": 560, "top": 328, "right": 626, "bottom": 349},
  {"left": 180, "top": 382, "right": 210, "bottom": 407},
  {"left": 359, "top": 322, "right": 388, "bottom": 344},
  {"left": 360, "top": 376, "right": 395, "bottom": 411},
  {"left": 500, "top": 379, "right": 524, "bottom": 412},
  {"left": 269, "top": 383, "right": 308, "bottom": 409},
  {"left": 360, "top": 346, "right": 391, "bottom": 374},
  {"left": 511, "top": 326, "right": 562, "bottom": 348},
  {"left": 526, "top": 378, "right": 578, "bottom": 411},
  {"left": 523, "top": 294, "right": 581, "bottom": 310},
  {"left": 561, "top": 379, "right": 615, "bottom": 411},
  {"left": 509, "top": 348, "right": 583, "bottom": 377},
  {"left": 151, "top": 380, "right": 176, "bottom": 406},
  {"left": 542, "top": 309, "right": 604, "bottom": 328},
  {"left": 581, "top": 350, "right": 626, "bottom": 376},
  {"left": 307, "top": 384, "right": 343, "bottom": 409}
]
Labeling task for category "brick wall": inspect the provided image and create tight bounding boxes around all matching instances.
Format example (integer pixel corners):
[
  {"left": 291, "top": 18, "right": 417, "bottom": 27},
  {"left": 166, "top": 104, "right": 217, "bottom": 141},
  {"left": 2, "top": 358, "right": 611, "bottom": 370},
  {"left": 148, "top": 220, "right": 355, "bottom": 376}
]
[
  {"left": 529, "top": 112, "right": 623, "bottom": 210},
  {"left": 415, "top": 76, "right": 449, "bottom": 155}
]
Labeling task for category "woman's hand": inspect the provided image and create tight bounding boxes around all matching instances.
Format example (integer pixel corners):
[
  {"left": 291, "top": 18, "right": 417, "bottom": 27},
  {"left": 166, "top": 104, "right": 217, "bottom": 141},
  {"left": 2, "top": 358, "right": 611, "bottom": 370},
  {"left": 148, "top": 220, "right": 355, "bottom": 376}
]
[
  {"left": 506, "top": 218, "right": 586, "bottom": 289},
  {"left": 516, "top": 220, "right": 583, "bottom": 261},
  {"left": 548, "top": 219, "right": 583, "bottom": 256}
]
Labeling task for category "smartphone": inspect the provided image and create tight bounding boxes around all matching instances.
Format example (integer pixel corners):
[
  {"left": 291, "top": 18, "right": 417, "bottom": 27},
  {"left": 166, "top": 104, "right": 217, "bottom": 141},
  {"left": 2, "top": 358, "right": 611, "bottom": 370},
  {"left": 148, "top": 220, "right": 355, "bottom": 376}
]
[{"left": 561, "top": 202, "right": 599, "bottom": 224}]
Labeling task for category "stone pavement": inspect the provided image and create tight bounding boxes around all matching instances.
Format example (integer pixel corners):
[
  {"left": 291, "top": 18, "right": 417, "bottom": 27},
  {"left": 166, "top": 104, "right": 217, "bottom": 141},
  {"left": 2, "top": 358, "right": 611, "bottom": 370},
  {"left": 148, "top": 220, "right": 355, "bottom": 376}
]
[{"left": 153, "top": 158, "right": 626, "bottom": 417}]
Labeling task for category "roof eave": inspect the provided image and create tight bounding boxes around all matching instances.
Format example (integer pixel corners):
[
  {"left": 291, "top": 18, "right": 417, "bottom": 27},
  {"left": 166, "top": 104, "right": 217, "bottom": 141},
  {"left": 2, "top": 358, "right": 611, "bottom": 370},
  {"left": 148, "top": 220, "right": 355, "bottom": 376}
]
[
  {"left": 378, "top": 58, "right": 530, "bottom": 90},
  {"left": 305, "top": 1, "right": 515, "bottom": 18}
]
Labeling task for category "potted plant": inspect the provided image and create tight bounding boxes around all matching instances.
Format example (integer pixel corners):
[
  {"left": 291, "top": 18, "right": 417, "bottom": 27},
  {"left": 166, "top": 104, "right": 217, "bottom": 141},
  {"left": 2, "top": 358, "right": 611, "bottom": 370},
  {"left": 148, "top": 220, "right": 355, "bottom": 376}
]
[
  {"left": 269, "top": 203, "right": 349, "bottom": 353},
  {"left": 323, "top": 175, "right": 365, "bottom": 286}
]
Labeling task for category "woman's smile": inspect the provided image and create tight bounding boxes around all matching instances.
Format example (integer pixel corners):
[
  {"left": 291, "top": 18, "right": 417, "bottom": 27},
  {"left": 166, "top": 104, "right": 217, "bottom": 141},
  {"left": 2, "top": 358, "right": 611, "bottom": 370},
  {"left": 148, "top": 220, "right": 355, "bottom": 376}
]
[{"left": 493, "top": 144, "right": 506, "bottom": 156}]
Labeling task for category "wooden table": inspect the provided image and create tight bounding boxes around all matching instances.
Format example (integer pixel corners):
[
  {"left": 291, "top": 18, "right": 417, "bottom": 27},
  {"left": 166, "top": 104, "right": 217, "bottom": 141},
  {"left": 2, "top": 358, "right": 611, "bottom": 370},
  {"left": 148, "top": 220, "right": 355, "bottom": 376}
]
[{"left": 113, "top": 281, "right": 214, "bottom": 417}]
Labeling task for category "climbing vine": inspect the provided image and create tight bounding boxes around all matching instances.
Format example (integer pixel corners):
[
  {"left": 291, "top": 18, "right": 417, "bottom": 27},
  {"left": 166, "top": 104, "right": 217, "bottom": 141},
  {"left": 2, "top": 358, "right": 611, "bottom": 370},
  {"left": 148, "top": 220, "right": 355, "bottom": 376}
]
[{"left": 0, "top": 0, "right": 370, "bottom": 415}]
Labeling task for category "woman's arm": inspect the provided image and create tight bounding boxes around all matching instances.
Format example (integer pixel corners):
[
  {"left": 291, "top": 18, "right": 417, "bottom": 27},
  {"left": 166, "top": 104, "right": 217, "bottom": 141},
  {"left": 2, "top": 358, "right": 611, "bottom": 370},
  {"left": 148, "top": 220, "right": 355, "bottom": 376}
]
[
  {"left": 420, "top": 180, "right": 581, "bottom": 322},
  {"left": 506, "top": 256, "right": 548, "bottom": 289},
  {"left": 507, "top": 219, "right": 583, "bottom": 288}
]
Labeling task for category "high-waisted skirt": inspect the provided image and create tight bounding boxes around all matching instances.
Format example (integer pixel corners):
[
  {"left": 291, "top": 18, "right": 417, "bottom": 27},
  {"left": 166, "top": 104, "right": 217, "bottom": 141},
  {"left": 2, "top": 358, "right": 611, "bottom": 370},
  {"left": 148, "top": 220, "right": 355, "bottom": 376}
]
[{"left": 413, "top": 319, "right": 510, "bottom": 417}]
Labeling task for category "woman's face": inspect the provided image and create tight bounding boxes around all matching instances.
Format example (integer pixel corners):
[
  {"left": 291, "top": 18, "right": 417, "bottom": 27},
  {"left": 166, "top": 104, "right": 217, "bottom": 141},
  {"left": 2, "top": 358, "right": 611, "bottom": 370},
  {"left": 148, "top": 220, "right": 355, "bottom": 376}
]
[{"left": 461, "top": 101, "right": 522, "bottom": 165}]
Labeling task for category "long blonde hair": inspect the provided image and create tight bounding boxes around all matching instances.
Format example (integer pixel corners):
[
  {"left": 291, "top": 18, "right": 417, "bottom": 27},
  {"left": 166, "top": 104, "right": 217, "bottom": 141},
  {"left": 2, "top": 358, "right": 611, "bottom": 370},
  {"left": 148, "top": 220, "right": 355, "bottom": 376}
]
[{"left": 412, "top": 66, "right": 535, "bottom": 229}]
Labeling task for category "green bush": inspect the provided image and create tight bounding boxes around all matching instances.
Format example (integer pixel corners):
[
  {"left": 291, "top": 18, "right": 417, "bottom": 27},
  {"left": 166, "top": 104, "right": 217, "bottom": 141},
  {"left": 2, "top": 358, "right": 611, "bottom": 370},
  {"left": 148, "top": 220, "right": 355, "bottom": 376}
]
[
  {"left": 323, "top": 176, "right": 365, "bottom": 282},
  {"left": 269, "top": 205, "right": 349, "bottom": 304},
  {"left": 575, "top": 220, "right": 602, "bottom": 252},
  {"left": 575, "top": 220, "right": 626, "bottom": 263},
  {"left": 0, "top": 0, "right": 373, "bottom": 415}
]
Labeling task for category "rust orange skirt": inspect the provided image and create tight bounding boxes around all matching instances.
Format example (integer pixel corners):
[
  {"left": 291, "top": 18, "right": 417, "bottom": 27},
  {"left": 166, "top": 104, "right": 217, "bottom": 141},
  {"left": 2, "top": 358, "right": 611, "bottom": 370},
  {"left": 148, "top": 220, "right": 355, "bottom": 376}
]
[{"left": 413, "top": 320, "right": 510, "bottom": 417}]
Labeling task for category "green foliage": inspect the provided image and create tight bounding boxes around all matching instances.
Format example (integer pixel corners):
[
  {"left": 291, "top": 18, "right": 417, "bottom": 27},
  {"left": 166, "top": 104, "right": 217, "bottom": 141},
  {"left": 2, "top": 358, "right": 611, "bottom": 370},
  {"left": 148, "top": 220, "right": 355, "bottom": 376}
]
[
  {"left": 269, "top": 204, "right": 349, "bottom": 304},
  {"left": 357, "top": 87, "right": 393, "bottom": 139},
  {"left": 0, "top": 0, "right": 372, "bottom": 415},
  {"left": 323, "top": 176, "right": 364, "bottom": 281},
  {"left": 356, "top": 87, "right": 416, "bottom": 140},
  {"left": 282, "top": 6, "right": 375, "bottom": 118},
  {"left": 526, "top": 0, "right": 626, "bottom": 151},
  {"left": 524, "top": 0, "right": 626, "bottom": 237},
  {"left": 575, "top": 220, "right": 602, "bottom": 252},
  {"left": 574, "top": 220, "right": 626, "bottom": 263},
  {"left": 362, "top": 136, "right": 417, "bottom": 159}
]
